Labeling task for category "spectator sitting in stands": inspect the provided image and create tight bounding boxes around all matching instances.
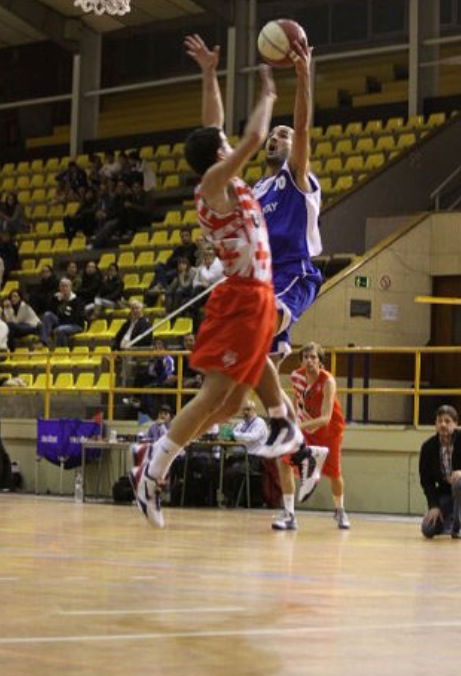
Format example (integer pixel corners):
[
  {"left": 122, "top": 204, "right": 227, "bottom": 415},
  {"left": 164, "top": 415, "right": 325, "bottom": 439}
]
[
  {"left": 90, "top": 180, "right": 130, "bottom": 249},
  {"left": 0, "top": 310, "right": 8, "bottom": 351},
  {"left": 148, "top": 227, "right": 198, "bottom": 298},
  {"left": 56, "top": 160, "right": 88, "bottom": 202},
  {"left": 77, "top": 260, "right": 102, "bottom": 307},
  {"left": 99, "top": 150, "right": 121, "bottom": 181},
  {"left": 2, "top": 290, "right": 41, "bottom": 350},
  {"left": 39, "top": 277, "right": 85, "bottom": 348},
  {"left": 138, "top": 404, "right": 173, "bottom": 444},
  {"left": 0, "top": 231, "right": 19, "bottom": 285},
  {"left": 165, "top": 257, "right": 196, "bottom": 314},
  {"left": 29, "top": 265, "right": 59, "bottom": 316},
  {"left": 123, "top": 180, "right": 153, "bottom": 235},
  {"left": 420, "top": 404, "right": 461, "bottom": 539},
  {"left": 65, "top": 261, "right": 82, "bottom": 294},
  {"left": 124, "top": 151, "right": 145, "bottom": 187},
  {"left": 191, "top": 245, "right": 224, "bottom": 326},
  {"left": 87, "top": 153, "right": 103, "bottom": 190},
  {"left": 85, "top": 262, "right": 124, "bottom": 319},
  {"left": 63, "top": 188, "right": 97, "bottom": 242},
  {"left": 0, "top": 193, "right": 29, "bottom": 236},
  {"left": 112, "top": 298, "right": 152, "bottom": 351}
]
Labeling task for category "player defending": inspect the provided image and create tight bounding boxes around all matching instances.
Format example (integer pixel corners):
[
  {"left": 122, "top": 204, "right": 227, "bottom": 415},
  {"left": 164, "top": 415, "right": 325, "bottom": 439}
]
[
  {"left": 273, "top": 342, "right": 350, "bottom": 531},
  {"left": 130, "top": 47, "right": 303, "bottom": 528}
]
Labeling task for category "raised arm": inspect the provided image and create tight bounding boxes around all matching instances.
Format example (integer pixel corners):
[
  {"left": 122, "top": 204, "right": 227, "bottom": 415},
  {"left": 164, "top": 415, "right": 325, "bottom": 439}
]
[
  {"left": 184, "top": 34, "right": 224, "bottom": 128},
  {"left": 289, "top": 42, "right": 314, "bottom": 191},
  {"left": 201, "top": 65, "right": 277, "bottom": 200}
]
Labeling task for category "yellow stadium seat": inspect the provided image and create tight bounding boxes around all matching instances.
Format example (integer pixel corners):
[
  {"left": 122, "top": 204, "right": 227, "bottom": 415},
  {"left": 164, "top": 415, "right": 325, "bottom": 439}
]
[
  {"left": 117, "top": 252, "right": 136, "bottom": 269},
  {"left": 363, "top": 120, "right": 383, "bottom": 135},
  {"left": 70, "top": 346, "right": 91, "bottom": 366},
  {"left": 123, "top": 273, "right": 140, "bottom": 289},
  {"left": 243, "top": 165, "right": 263, "bottom": 184},
  {"left": 364, "top": 153, "right": 386, "bottom": 170},
  {"left": 343, "top": 122, "right": 363, "bottom": 137},
  {"left": 168, "top": 230, "right": 182, "bottom": 246},
  {"left": 34, "top": 221, "right": 50, "bottom": 237},
  {"left": 16, "top": 161, "right": 30, "bottom": 175},
  {"left": 319, "top": 176, "right": 333, "bottom": 194},
  {"left": 35, "top": 239, "right": 52, "bottom": 255},
  {"left": 151, "top": 230, "right": 169, "bottom": 247},
  {"left": 158, "top": 159, "right": 176, "bottom": 175},
  {"left": 182, "top": 210, "right": 197, "bottom": 227},
  {"left": 171, "top": 142, "right": 185, "bottom": 156},
  {"left": 140, "top": 145, "right": 154, "bottom": 160},
  {"left": 44, "top": 158, "right": 60, "bottom": 172},
  {"left": 385, "top": 117, "right": 404, "bottom": 133},
  {"left": 69, "top": 236, "right": 86, "bottom": 252},
  {"left": 54, "top": 373, "right": 74, "bottom": 390},
  {"left": 191, "top": 227, "right": 201, "bottom": 241},
  {"left": 396, "top": 132, "right": 416, "bottom": 149},
  {"left": 75, "top": 372, "right": 95, "bottom": 389},
  {"left": 105, "top": 319, "right": 125, "bottom": 337},
  {"left": 30, "top": 174, "right": 45, "bottom": 188},
  {"left": 15, "top": 176, "right": 30, "bottom": 190},
  {"left": 355, "top": 137, "right": 375, "bottom": 154},
  {"left": 332, "top": 175, "right": 354, "bottom": 193},
  {"left": 94, "top": 373, "right": 111, "bottom": 390},
  {"left": 36, "top": 257, "right": 53, "bottom": 270},
  {"left": 65, "top": 202, "right": 80, "bottom": 217},
  {"left": 163, "top": 210, "right": 182, "bottom": 226},
  {"left": 98, "top": 253, "right": 116, "bottom": 270},
  {"left": 45, "top": 173, "right": 57, "bottom": 187},
  {"left": 48, "top": 204, "right": 64, "bottom": 218},
  {"left": 314, "top": 141, "right": 334, "bottom": 158},
  {"left": 30, "top": 159, "right": 44, "bottom": 173},
  {"left": 1, "top": 177, "right": 16, "bottom": 192},
  {"left": 17, "top": 373, "right": 34, "bottom": 387},
  {"left": 128, "top": 232, "right": 150, "bottom": 249},
  {"left": 153, "top": 319, "right": 171, "bottom": 336},
  {"left": 176, "top": 158, "right": 191, "bottom": 173},
  {"left": 33, "top": 373, "right": 52, "bottom": 390},
  {"left": 324, "top": 157, "right": 343, "bottom": 174},
  {"left": 52, "top": 238, "right": 69, "bottom": 254},
  {"left": 31, "top": 189, "right": 46, "bottom": 203},
  {"left": 168, "top": 317, "right": 194, "bottom": 337},
  {"left": 334, "top": 139, "right": 354, "bottom": 155},
  {"left": 0, "top": 280, "right": 19, "bottom": 298},
  {"left": 76, "top": 154, "right": 90, "bottom": 169},
  {"left": 50, "top": 220, "right": 65, "bottom": 236},
  {"left": 46, "top": 187, "right": 57, "bottom": 201},
  {"left": 31, "top": 204, "right": 48, "bottom": 220},
  {"left": 58, "top": 156, "right": 70, "bottom": 170},
  {"left": 325, "top": 124, "right": 343, "bottom": 138},
  {"left": 155, "top": 249, "right": 173, "bottom": 265},
  {"left": 17, "top": 259, "right": 36, "bottom": 275},
  {"left": 1, "top": 163, "right": 15, "bottom": 176},
  {"left": 310, "top": 126, "right": 323, "bottom": 139},
  {"left": 81, "top": 319, "right": 108, "bottom": 338},
  {"left": 139, "top": 272, "right": 154, "bottom": 289},
  {"left": 18, "top": 190, "right": 31, "bottom": 204},
  {"left": 50, "top": 347, "right": 71, "bottom": 364},
  {"left": 135, "top": 251, "right": 155, "bottom": 268},
  {"left": 154, "top": 144, "right": 172, "bottom": 158},
  {"left": 18, "top": 240, "right": 35, "bottom": 256},
  {"left": 28, "top": 347, "right": 50, "bottom": 366},
  {"left": 344, "top": 155, "right": 365, "bottom": 173},
  {"left": 162, "top": 174, "right": 180, "bottom": 189},
  {"left": 405, "top": 115, "right": 424, "bottom": 130},
  {"left": 427, "top": 112, "right": 446, "bottom": 127},
  {"left": 375, "top": 135, "right": 396, "bottom": 152}
]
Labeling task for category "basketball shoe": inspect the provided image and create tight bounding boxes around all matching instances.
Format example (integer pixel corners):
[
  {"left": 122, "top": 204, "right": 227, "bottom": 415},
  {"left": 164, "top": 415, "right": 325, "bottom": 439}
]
[
  {"left": 129, "top": 460, "right": 165, "bottom": 528},
  {"left": 296, "top": 445, "right": 329, "bottom": 503},
  {"left": 271, "top": 510, "right": 297, "bottom": 531},
  {"left": 258, "top": 418, "right": 304, "bottom": 459},
  {"left": 334, "top": 508, "right": 351, "bottom": 530},
  {"left": 131, "top": 441, "right": 152, "bottom": 468}
]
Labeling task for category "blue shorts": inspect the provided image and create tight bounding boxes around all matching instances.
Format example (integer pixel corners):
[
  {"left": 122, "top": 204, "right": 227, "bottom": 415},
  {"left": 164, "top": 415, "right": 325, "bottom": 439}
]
[{"left": 271, "top": 264, "right": 323, "bottom": 355}]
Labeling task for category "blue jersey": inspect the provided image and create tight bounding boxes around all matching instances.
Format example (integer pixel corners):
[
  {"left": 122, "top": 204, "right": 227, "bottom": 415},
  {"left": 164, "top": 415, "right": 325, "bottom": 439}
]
[{"left": 253, "top": 162, "right": 322, "bottom": 275}]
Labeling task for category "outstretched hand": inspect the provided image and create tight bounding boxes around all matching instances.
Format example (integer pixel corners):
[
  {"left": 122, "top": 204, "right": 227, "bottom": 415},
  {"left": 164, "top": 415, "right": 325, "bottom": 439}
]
[
  {"left": 291, "top": 40, "right": 313, "bottom": 76},
  {"left": 184, "top": 34, "right": 220, "bottom": 71}
]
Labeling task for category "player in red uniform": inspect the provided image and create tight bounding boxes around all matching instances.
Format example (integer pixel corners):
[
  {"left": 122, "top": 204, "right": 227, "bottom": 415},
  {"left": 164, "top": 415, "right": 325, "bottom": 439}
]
[
  {"left": 129, "top": 40, "right": 303, "bottom": 528},
  {"left": 272, "top": 341, "right": 350, "bottom": 530}
]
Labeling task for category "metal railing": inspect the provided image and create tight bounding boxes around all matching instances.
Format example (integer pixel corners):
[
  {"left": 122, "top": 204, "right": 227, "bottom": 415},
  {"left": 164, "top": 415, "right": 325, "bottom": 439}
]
[
  {"left": 2, "top": 344, "right": 461, "bottom": 426},
  {"left": 430, "top": 163, "right": 461, "bottom": 210}
]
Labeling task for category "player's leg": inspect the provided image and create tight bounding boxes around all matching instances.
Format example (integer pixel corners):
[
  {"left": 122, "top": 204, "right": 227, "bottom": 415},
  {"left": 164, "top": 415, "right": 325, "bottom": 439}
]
[
  {"left": 271, "top": 458, "right": 297, "bottom": 531},
  {"left": 324, "top": 437, "right": 350, "bottom": 529}
]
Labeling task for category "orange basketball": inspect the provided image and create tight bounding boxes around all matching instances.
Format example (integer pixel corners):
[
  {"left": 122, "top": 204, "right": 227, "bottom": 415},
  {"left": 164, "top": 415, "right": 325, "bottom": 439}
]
[{"left": 257, "top": 19, "right": 308, "bottom": 68}]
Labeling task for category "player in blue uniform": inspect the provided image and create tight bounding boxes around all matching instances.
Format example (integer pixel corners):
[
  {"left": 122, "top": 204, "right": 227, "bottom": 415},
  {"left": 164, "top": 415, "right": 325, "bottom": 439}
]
[{"left": 253, "top": 43, "right": 323, "bottom": 360}]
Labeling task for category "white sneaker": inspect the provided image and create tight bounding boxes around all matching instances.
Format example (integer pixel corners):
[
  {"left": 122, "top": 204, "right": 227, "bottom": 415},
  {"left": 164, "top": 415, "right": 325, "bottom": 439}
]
[
  {"left": 271, "top": 510, "right": 298, "bottom": 531},
  {"left": 297, "top": 445, "right": 329, "bottom": 503},
  {"left": 334, "top": 508, "right": 351, "bottom": 530},
  {"left": 257, "top": 418, "right": 303, "bottom": 459},
  {"left": 129, "top": 461, "right": 165, "bottom": 528}
]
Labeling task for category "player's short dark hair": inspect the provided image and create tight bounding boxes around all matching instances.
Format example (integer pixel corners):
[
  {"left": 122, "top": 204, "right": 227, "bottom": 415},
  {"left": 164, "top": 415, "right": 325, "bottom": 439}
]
[
  {"left": 436, "top": 404, "right": 458, "bottom": 423},
  {"left": 300, "top": 341, "right": 325, "bottom": 365},
  {"left": 185, "top": 126, "right": 223, "bottom": 176}
]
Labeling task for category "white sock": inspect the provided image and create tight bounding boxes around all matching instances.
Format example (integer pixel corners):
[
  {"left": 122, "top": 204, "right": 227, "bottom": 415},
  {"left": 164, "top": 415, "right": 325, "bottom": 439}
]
[
  {"left": 148, "top": 436, "right": 182, "bottom": 480},
  {"left": 268, "top": 403, "right": 287, "bottom": 418},
  {"left": 333, "top": 494, "right": 344, "bottom": 510},
  {"left": 283, "top": 493, "right": 295, "bottom": 514}
]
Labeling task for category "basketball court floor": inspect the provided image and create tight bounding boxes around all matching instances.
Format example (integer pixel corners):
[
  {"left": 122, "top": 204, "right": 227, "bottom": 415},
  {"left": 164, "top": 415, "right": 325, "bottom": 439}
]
[{"left": 0, "top": 494, "right": 459, "bottom": 675}]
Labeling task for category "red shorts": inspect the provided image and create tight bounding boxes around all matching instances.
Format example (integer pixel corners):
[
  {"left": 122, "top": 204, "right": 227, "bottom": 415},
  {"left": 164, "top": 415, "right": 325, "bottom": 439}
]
[
  {"left": 189, "top": 277, "right": 276, "bottom": 387},
  {"left": 282, "top": 428, "right": 344, "bottom": 479}
]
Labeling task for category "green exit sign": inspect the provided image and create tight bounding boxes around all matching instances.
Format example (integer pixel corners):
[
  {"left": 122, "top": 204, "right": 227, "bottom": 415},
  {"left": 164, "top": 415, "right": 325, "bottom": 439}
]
[{"left": 355, "top": 275, "right": 370, "bottom": 288}]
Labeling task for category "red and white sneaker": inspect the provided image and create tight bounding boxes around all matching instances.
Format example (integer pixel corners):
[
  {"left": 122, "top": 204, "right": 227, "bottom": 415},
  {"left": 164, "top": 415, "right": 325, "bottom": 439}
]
[
  {"left": 129, "top": 460, "right": 165, "bottom": 528},
  {"left": 257, "top": 418, "right": 304, "bottom": 459}
]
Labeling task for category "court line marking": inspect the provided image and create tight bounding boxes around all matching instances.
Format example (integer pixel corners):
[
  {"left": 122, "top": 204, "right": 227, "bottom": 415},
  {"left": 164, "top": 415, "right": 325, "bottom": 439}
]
[
  {"left": 130, "top": 575, "right": 158, "bottom": 580},
  {"left": 58, "top": 606, "right": 246, "bottom": 616},
  {"left": 0, "top": 577, "right": 19, "bottom": 581},
  {"left": 3, "top": 620, "right": 461, "bottom": 644}
]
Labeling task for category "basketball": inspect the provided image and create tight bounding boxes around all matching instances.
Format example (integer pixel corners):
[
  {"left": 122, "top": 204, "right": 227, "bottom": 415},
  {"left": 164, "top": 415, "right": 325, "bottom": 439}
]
[{"left": 257, "top": 19, "right": 308, "bottom": 68}]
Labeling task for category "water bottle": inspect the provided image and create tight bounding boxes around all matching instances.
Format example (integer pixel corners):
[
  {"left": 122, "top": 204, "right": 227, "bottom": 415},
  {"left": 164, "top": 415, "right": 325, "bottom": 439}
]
[{"left": 74, "top": 469, "right": 84, "bottom": 503}]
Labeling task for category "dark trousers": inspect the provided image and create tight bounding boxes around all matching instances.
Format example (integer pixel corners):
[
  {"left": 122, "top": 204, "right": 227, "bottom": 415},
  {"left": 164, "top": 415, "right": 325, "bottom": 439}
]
[{"left": 421, "top": 478, "right": 461, "bottom": 538}]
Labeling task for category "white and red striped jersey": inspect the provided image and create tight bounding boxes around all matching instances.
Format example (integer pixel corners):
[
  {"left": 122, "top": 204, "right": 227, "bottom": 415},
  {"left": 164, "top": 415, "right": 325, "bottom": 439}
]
[{"left": 194, "top": 177, "right": 273, "bottom": 284}]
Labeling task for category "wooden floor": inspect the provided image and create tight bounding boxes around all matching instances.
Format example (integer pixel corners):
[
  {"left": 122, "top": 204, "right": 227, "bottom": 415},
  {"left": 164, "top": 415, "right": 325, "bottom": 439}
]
[{"left": 0, "top": 496, "right": 460, "bottom": 676}]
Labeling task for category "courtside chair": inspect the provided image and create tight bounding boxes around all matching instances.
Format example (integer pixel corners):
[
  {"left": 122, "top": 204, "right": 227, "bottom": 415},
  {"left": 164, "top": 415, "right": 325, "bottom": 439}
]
[
  {"left": 76, "top": 154, "right": 90, "bottom": 168},
  {"left": 74, "top": 319, "right": 107, "bottom": 343},
  {"left": 69, "top": 236, "right": 86, "bottom": 253},
  {"left": 404, "top": 115, "right": 425, "bottom": 130},
  {"left": 28, "top": 348, "right": 50, "bottom": 366},
  {"left": 319, "top": 176, "right": 333, "bottom": 194},
  {"left": 65, "top": 202, "right": 80, "bottom": 217},
  {"left": 58, "top": 156, "right": 70, "bottom": 170}
]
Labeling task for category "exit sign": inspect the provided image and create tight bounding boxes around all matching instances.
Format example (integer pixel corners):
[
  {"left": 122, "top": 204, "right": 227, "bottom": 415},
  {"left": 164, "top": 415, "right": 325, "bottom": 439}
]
[{"left": 355, "top": 275, "right": 370, "bottom": 288}]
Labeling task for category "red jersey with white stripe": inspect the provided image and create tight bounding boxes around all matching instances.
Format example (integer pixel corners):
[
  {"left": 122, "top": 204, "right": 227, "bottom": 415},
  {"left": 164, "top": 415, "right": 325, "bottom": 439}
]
[
  {"left": 291, "top": 367, "right": 345, "bottom": 439},
  {"left": 195, "top": 177, "right": 273, "bottom": 284}
]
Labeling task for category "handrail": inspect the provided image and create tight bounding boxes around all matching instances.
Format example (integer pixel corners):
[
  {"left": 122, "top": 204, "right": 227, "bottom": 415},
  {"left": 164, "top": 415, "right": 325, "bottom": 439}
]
[
  {"left": 2, "top": 345, "right": 461, "bottom": 427},
  {"left": 430, "top": 164, "right": 461, "bottom": 210}
]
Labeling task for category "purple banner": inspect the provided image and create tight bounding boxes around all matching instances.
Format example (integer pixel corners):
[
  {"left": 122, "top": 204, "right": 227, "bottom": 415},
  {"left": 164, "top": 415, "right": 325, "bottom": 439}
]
[{"left": 37, "top": 419, "right": 102, "bottom": 469}]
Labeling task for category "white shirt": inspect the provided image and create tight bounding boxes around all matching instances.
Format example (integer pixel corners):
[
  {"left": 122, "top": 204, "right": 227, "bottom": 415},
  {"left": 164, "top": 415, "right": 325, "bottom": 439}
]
[{"left": 233, "top": 415, "right": 268, "bottom": 454}]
